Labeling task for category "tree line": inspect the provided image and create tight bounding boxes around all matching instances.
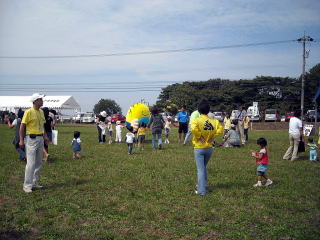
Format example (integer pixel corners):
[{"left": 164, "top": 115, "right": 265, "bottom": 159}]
[{"left": 155, "top": 63, "right": 320, "bottom": 115}]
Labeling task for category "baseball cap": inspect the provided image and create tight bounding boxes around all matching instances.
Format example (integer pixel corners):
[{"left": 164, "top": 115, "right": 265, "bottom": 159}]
[
  {"left": 100, "top": 111, "right": 107, "bottom": 117},
  {"left": 30, "top": 93, "right": 45, "bottom": 102}
]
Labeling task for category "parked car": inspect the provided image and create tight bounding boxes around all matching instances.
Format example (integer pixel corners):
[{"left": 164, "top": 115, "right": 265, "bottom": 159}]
[
  {"left": 81, "top": 113, "right": 95, "bottom": 123},
  {"left": 111, "top": 113, "right": 126, "bottom": 123},
  {"left": 285, "top": 112, "right": 295, "bottom": 122},
  {"left": 305, "top": 110, "right": 320, "bottom": 122},
  {"left": 73, "top": 112, "right": 95, "bottom": 123},
  {"left": 213, "top": 112, "right": 224, "bottom": 122},
  {"left": 264, "top": 109, "right": 280, "bottom": 122},
  {"left": 57, "top": 115, "right": 72, "bottom": 123}
]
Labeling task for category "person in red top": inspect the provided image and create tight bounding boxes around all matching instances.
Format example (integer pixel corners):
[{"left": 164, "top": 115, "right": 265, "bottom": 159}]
[{"left": 251, "top": 138, "right": 273, "bottom": 187}]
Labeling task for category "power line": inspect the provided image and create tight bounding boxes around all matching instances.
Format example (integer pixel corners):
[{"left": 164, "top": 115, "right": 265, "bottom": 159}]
[
  {"left": 0, "top": 86, "right": 165, "bottom": 90},
  {"left": 0, "top": 88, "right": 161, "bottom": 93},
  {"left": 0, "top": 81, "right": 186, "bottom": 86},
  {"left": 0, "top": 39, "right": 297, "bottom": 59}
]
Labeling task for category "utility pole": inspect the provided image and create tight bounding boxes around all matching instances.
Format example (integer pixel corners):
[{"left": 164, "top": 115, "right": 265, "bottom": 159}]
[{"left": 297, "top": 34, "right": 314, "bottom": 118}]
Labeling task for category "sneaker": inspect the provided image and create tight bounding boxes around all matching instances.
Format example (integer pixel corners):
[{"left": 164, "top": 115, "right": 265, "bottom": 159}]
[
  {"left": 195, "top": 190, "right": 205, "bottom": 196},
  {"left": 253, "top": 182, "right": 263, "bottom": 187},
  {"left": 23, "top": 187, "right": 32, "bottom": 193},
  {"left": 265, "top": 179, "right": 273, "bottom": 186},
  {"left": 158, "top": 144, "right": 162, "bottom": 150}
]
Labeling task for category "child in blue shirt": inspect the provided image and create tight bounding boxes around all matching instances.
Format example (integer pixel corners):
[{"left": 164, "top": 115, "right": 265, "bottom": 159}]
[{"left": 72, "top": 131, "right": 81, "bottom": 159}]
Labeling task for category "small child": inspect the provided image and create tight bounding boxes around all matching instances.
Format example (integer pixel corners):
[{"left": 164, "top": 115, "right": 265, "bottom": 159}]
[
  {"left": 107, "top": 121, "right": 113, "bottom": 144},
  {"left": 137, "top": 122, "right": 146, "bottom": 150},
  {"left": 72, "top": 131, "right": 81, "bottom": 159},
  {"left": 115, "top": 121, "right": 123, "bottom": 142},
  {"left": 126, "top": 127, "right": 135, "bottom": 155},
  {"left": 251, "top": 137, "right": 273, "bottom": 187},
  {"left": 307, "top": 137, "right": 318, "bottom": 162},
  {"left": 164, "top": 116, "right": 172, "bottom": 144},
  {"left": 223, "top": 113, "right": 231, "bottom": 139}
]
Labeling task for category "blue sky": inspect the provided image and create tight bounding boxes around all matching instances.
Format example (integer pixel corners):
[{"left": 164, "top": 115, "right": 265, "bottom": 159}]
[{"left": 0, "top": 0, "right": 319, "bottom": 113}]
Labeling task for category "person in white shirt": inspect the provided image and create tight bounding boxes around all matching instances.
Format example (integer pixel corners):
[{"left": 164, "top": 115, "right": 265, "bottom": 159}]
[
  {"left": 115, "top": 121, "right": 123, "bottom": 142},
  {"left": 125, "top": 127, "right": 135, "bottom": 155},
  {"left": 235, "top": 104, "right": 247, "bottom": 145},
  {"left": 283, "top": 110, "right": 303, "bottom": 161},
  {"left": 164, "top": 116, "right": 172, "bottom": 144}
]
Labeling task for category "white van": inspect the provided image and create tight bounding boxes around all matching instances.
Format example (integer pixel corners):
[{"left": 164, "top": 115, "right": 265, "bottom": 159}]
[
  {"left": 81, "top": 113, "right": 95, "bottom": 123},
  {"left": 264, "top": 109, "right": 280, "bottom": 122}
]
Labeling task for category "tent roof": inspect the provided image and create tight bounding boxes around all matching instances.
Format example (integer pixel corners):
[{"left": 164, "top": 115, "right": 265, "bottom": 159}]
[{"left": 0, "top": 96, "right": 81, "bottom": 110}]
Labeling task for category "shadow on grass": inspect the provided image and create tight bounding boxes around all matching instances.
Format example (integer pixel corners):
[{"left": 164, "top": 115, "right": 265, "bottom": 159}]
[
  {"left": 48, "top": 179, "right": 90, "bottom": 190},
  {"left": 207, "top": 182, "right": 249, "bottom": 192},
  {"left": 0, "top": 230, "right": 33, "bottom": 240}
]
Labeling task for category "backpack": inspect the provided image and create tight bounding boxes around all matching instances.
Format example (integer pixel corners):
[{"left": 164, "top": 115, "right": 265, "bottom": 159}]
[{"left": 152, "top": 114, "right": 164, "bottom": 129}]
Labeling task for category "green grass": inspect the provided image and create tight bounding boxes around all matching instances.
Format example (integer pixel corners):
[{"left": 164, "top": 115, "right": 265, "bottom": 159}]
[{"left": 0, "top": 124, "right": 319, "bottom": 240}]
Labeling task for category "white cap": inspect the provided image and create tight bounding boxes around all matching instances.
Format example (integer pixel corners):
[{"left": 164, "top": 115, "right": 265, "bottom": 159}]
[
  {"left": 30, "top": 93, "right": 45, "bottom": 102},
  {"left": 100, "top": 111, "right": 107, "bottom": 117}
]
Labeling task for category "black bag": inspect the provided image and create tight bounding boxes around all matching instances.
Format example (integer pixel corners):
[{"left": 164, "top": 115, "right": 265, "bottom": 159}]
[{"left": 298, "top": 138, "right": 305, "bottom": 153}]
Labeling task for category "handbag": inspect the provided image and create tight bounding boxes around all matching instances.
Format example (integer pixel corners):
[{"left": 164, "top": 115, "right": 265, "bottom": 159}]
[
  {"left": 298, "top": 137, "right": 305, "bottom": 153},
  {"left": 52, "top": 130, "right": 58, "bottom": 145}
]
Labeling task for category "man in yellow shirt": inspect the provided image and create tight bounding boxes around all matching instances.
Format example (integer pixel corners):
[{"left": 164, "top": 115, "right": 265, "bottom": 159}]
[
  {"left": 191, "top": 101, "right": 223, "bottom": 195},
  {"left": 19, "top": 93, "right": 49, "bottom": 193}
]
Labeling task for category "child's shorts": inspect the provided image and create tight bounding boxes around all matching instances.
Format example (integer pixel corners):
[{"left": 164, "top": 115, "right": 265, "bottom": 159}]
[
  {"left": 165, "top": 128, "right": 170, "bottom": 135},
  {"left": 109, "top": 131, "right": 112, "bottom": 137},
  {"left": 310, "top": 149, "right": 317, "bottom": 161},
  {"left": 138, "top": 135, "right": 145, "bottom": 143},
  {"left": 257, "top": 164, "right": 268, "bottom": 176}
]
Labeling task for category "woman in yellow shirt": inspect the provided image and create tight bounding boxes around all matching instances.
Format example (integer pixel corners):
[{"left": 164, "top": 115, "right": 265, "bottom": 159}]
[
  {"left": 191, "top": 101, "right": 223, "bottom": 195},
  {"left": 243, "top": 115, "right": 250, "bottom": 142}
]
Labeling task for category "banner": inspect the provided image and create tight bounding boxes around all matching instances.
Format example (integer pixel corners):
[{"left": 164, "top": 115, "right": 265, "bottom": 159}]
[{"left": 303, "top": 125, "right": 314, "bottom": 137}]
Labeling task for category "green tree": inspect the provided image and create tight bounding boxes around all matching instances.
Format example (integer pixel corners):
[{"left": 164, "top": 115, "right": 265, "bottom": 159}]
[
  {"left": 93, "top": 99, "right": 121, "bottom": 115},
  {"left": 155, "top": 63, "right": 319, "bottom": 114},
  {"left": 305, "top": 63, "right": 320, "bottom": 109}
]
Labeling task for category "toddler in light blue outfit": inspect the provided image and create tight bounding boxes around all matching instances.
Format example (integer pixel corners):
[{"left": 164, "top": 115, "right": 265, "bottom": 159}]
[{"left": 307, "top": 137, "right": 318, "bottom": 161}]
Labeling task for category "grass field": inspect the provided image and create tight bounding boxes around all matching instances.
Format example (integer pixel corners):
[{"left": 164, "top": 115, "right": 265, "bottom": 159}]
[{"left": 0, "top": 124, "right": 319, "bottom": 240}]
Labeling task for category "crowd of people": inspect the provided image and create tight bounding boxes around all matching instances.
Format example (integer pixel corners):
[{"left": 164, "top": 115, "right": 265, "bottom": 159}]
[{"left": 3, "top": 93, "right": 319, "bottom": 195}]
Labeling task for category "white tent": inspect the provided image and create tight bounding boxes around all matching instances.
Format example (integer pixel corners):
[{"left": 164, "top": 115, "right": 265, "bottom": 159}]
[{"left": 0, "top": 96, "right": 81, "bottom": 112}]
